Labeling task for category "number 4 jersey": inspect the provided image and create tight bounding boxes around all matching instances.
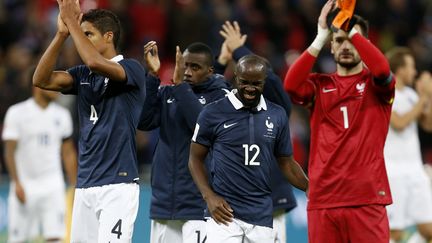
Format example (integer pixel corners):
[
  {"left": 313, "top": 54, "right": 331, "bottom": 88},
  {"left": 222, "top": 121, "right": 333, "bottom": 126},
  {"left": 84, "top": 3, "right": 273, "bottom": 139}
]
[
  {"left": 192, "top": 90, "right": 293, "bottom": 228},
  {"left": 295, "top": 68, "right": 395, "bottom": 210},
  {"left": 65, "top": 55, "right": 146, "bottom": 188}
]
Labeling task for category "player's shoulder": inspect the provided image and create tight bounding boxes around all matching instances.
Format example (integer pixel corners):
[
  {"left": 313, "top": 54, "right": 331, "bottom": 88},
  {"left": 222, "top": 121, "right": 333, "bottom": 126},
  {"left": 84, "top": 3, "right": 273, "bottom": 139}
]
[
  {"left": 401, "top": 86, "right": 417, "bottom": 97},
  {"left": 310, "top": 72, "right": 332, "bottom": 80},
  {"left": 49, "top": 102, "right": 70, "bottom": 114},
  {"left": 201, "top": 96, "right": 229, "bottom": 115},
  {"left": 266, "top": 99, "right": 288, "bottom": 116},
  {"left": 120, "top": 58, "right": 145, "bottom": 70},
  {"left": 207, "top": 96, "right": 229, "bottom": 108},
  {"left": 121, "top": 57, "right": 140, "bottom": 65},
  {"left": 6, "top": 99, "right": 32, "bottom": 114}
]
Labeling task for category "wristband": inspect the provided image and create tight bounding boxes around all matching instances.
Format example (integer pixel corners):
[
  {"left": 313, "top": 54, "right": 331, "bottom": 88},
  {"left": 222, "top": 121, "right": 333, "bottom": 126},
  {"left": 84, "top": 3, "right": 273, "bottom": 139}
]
[
  {"left": 311, "top": 24, "right": 330, "bottom": 50},
  {"left": 348, "top": 27, "right": 359, "bottom": 38}
]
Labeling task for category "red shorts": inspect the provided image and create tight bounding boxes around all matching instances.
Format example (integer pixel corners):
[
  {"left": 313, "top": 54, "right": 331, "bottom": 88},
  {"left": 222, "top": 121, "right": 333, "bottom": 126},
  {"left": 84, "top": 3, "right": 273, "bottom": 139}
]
[{"left": 308, "top": 205, "right": 389, "bottom": 243}]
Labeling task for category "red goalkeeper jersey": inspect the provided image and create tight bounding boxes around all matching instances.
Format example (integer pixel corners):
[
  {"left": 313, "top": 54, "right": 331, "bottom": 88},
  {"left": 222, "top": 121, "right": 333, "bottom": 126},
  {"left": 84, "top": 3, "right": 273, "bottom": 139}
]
[{"left": 296, "top": 68, "right": 394, "bottom": 209}]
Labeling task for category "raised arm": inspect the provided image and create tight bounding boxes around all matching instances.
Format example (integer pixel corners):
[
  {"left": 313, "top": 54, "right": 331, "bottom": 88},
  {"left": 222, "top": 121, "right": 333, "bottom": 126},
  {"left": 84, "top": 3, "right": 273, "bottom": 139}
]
[
  {"left": 138, "top": 41, "right": 163, "bottom": 130},
  {"left": 349, "top": 27, "right": 391, "bottom": 83},
  {"left": 283, "top": 0, "right": 333, "bottom": 104},
  {"left": 417, "top": 72, "right": 432, "bottom": 131},
  {"left": 33, "top": 14, "right": 74, "bottom": 91},
  {"left": 188, "top": 142, "right": 233, "bottom": 225},
  {"left": 58, "top": 0, "right": 127, "bottom": 82}
]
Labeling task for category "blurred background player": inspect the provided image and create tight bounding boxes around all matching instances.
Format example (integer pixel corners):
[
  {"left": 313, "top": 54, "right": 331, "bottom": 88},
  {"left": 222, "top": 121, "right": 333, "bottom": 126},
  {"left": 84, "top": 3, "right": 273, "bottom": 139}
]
[
  {"left": 140, "top": 41, "right": 229, "bottom": 243},
  {"left": 216, "top": 20, "right": 298, "bottom": 243},
  {"left": 384, "top": 46, "right": 432, "bottom": 243},
  {"left": 189, "top": 54, "right": 308, "bottom": 243},
  {"left": 32, "top": 1, "right": 147, "bottom": 242},
  {"left": 2, "top": 68, "right": 77, "bottom": 243},
  {"left": 284, "top": 0, "right": 395, "bottom": 242}
]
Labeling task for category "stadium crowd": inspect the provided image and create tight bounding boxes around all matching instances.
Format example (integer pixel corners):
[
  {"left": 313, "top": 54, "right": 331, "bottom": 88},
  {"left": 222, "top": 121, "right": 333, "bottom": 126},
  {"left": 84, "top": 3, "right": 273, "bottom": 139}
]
[{"left": 1, "top": 0, "right": 432, "bottom": 242}]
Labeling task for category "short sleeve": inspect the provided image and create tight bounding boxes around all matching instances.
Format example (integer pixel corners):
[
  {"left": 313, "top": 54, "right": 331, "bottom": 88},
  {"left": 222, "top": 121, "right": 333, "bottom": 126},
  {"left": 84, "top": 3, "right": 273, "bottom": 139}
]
[
  {"left": 191, "top": 108, "right": 214, "bottom": 147},
  {"left": 274, "top": 109, "right": 293, "bottom": 157},
  {"left": 64, "top": 65, "right": 84, "bottom": 95},
  {"left": 119, "top": 59, "right": 147, "bottom": 90},
  {"left": 2, "top": 107, "right": 20, "bottom": 140}
]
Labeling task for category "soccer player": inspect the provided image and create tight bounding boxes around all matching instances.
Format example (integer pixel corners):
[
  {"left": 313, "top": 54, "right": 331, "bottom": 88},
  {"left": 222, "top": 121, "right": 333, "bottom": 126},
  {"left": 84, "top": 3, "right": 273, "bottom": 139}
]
[
  {"left": 32, "top": 1, "right": 147, "bottom": 242},
  {"left": 140, "top": 41, "right": 230, "bottom": 243},
  {"left": 284, "top": 1, "right": 395, "bottom": 242},
  {"left": 216, "top": 20, "right": 297, "bottom": 243},
  {"left": 189, "top": 55, "right": 308, "bottom": 243},
  {"left": 384, "top": 47, "right": 432, "bottom": 243},
  {"left": 2, "top": 71, "right": 77, "bottom": 243}
]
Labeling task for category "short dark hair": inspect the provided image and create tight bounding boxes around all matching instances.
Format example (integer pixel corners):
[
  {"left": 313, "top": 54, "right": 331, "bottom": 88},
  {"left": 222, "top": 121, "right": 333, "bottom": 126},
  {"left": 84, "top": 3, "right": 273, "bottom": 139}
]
[
  {"left": 235, "top": 54, "right": 267, "bottom": 75},
  {"left": 352, "top": 14, "right": 369, "bottom": 38},
  {"left": 386, "top": 47, "right": 413, "bottom": 73},
  {"left": 184, "top": 42, "right": 214, "bottom": 67},
  {"left": 81, "top": 9, "right": 122, "bottom": 50}
]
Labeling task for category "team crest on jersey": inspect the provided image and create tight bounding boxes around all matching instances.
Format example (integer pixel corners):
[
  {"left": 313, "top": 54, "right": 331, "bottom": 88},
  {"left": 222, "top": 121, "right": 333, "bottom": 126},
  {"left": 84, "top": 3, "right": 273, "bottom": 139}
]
[
  {"left": 199, "top": 96, "right": 206, "bottom": 105},
  {"left": 264, "top": 116, "right": 275, "bottom": 139},
  {"left": 356, "top": 82, "right": 365, "bottom": 93}
]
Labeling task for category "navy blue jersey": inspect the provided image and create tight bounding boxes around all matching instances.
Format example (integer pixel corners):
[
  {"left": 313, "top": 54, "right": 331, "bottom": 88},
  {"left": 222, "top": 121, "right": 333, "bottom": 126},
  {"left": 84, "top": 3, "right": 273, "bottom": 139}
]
[
  {"left": 65, "top": 55, "right": 146, "bottom": 188},
  {"left": 215, "top": 46, "right": 297, "bottom": 212},
  {"left": 193, "top": 91, "right": 293, "bottom": 228},
  {"left": 138, "top": 74, "right": 230, "bottom": 220}
]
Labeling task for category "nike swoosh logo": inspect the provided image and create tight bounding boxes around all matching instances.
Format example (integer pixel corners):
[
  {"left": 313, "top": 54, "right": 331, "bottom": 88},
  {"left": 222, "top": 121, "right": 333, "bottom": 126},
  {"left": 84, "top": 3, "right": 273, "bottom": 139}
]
[
  {"left": 167, "top": 98, "right": 175, "bottom": 104},
  {"left": 322, "top": 88, "right": 337, "bottom": 93},
  {"left": 223, "top": 123, "right": 237, "bottom": 129}
]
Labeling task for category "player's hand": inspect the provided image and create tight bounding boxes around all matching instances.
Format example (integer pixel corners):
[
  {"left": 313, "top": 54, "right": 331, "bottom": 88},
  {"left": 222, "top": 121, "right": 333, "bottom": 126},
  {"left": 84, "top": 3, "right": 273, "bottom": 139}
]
[
  {"left": 57, "top": 14, "right": 69, "bottom": 37},
  {"left": 172, "top": 46, "right": 185, "bottom": 85},
  {"left": 57, "top": 0, "right": 81, "bottom": 25},
  {"left": 417, "top": 71, "right": 432, "bottom": 97},
  {"left": 205, "top": 193, "right": 234, "bottom": 226},
  {"left": 416, "top": 71, "right": 432, "bottom": 98},
  {"left": 143, "top": 41, "right": 160, "bottom": 77},
  {"left": 319, "top": 0, "right": 336, "bottom": 29},
  {"left": 217, "top": 41, "right": 232, "bottom": 66},
  {"left": 219, "top": 21, "right": 247, "bottom": 53},
  {"left": 15, "top": 182, "right": 26, "bottom": 204}
]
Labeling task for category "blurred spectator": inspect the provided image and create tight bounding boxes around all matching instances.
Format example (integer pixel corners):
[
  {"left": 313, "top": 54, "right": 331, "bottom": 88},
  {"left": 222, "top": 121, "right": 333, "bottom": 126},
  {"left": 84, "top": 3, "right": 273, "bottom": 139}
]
[{"left": 1, "top": 0, "right": 432, "bottom": 178}]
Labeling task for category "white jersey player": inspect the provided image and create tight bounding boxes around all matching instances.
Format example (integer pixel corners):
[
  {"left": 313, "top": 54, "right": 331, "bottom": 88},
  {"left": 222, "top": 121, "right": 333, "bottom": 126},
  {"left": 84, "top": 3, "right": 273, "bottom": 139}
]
[
  {"left": 384, "top": 47, "right": 432, "bottom": 242},
  {"left": 2, "top": 85, "right": 77, "bottom": 243}
]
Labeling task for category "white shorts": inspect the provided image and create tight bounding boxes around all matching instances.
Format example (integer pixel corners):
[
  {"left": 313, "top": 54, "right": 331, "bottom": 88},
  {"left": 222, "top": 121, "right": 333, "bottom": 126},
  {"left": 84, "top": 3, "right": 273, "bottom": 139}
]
[
  {"left": 8, "top": 184, "right": 65, "bottom": 242},
  {"left": 70, "top": 183, "right": 139, "bottom": 243},
  {"left": 272, "top": 209, "right": 286, "bottom": 243},
  {"left": 206, "top": 217, "right": 274, "bottom": 243},
  {"left": 387, "top": 171, "right": 432, "bottom": 229},
  {"left": 150, "top": 219, "right": 206, "bottom": 243}
]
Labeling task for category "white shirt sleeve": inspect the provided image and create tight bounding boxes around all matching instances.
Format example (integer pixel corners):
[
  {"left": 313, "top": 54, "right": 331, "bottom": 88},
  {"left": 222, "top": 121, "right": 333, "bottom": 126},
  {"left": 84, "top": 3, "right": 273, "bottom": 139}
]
[{"left": 2, "top": 107, "right": 20, "bottom": 141}]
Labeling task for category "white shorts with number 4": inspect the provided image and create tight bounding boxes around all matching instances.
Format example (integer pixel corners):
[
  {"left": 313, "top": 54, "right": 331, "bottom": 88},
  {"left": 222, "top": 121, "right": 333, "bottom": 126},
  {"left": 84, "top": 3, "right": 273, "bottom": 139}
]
[{"left": 70, "top": 183, "right": 139, "bottom": 243}]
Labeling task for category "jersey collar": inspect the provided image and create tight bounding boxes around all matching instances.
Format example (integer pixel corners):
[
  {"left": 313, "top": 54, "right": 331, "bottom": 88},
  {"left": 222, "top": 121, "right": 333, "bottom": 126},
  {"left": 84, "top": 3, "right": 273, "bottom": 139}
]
[
  {"left": 227, "top": 89, "right": 267, "bottom": 111},
  {"left": 110, "top": 55, "right": 124, "bottom": 63}
]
